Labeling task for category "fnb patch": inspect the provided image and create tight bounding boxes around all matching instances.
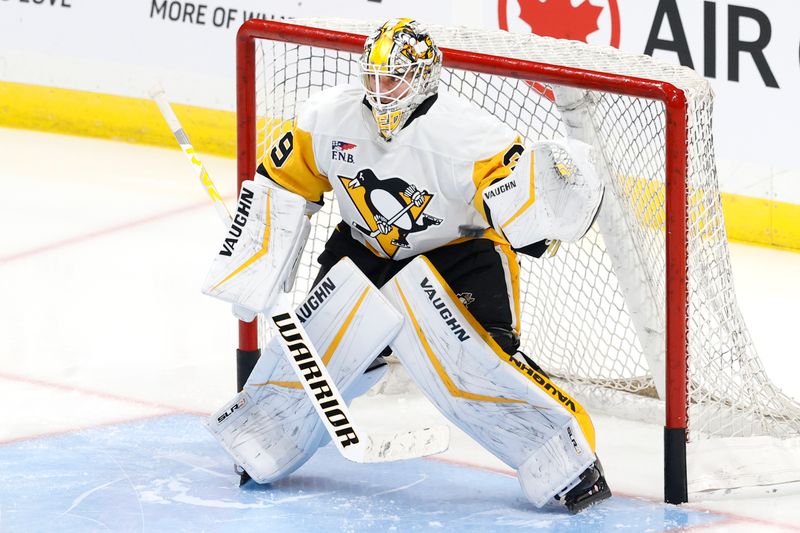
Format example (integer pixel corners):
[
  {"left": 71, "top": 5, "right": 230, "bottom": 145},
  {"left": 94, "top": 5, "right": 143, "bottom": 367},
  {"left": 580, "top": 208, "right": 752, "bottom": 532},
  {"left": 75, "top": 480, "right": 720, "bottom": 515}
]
[{"left": 332, "top": 140, "right": 357, "bottom": 163}]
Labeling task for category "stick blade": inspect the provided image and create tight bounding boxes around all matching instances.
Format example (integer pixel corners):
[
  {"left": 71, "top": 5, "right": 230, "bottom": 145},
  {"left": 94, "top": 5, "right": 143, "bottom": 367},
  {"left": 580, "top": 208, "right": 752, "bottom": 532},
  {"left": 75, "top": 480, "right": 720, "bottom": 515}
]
[{"left": 343, "top": 425, "right": 450, "bottom": 463}]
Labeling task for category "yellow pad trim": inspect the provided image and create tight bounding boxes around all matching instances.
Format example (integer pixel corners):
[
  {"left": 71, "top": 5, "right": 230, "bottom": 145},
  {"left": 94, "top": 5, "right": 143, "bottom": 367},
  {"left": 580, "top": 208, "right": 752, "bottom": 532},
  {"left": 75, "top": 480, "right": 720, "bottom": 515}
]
[
  {"left": 0, "top": 80, "right": 235, "bottom": 157},
  {"left": 395, "top": 280, "right": 526, "bottom": 405},
  {"left": 210, "top": 192, "right": 271, "bottom": 291},
  {"left": 417, "top": 256, "right": 596, "bottom": 452},
  {"left": 263, "top": 381, "right": 302, "bottom": 390},
  {"left": 254, "top": 287, "right": 371, "bottom": 389},
  {"left": 319, "top": 287, "right": 371, "bottom": 366}
]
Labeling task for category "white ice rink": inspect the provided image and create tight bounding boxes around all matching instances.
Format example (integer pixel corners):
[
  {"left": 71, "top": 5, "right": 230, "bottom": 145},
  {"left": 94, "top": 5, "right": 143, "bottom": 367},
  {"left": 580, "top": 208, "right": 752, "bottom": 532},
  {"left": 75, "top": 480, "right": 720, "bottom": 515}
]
[{"left": 2, "top": 127, "right": 800, "bottom": 531}]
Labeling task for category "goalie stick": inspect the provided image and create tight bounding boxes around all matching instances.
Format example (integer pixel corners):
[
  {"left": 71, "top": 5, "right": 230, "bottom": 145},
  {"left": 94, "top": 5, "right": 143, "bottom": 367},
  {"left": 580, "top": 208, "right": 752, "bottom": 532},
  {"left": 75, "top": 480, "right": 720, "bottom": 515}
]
[
  {"left": 150, "top": 89, "right": 232, "bottom": 225},
  {"left": 151, "top": 88, "right": 449, "bottom": 464}
]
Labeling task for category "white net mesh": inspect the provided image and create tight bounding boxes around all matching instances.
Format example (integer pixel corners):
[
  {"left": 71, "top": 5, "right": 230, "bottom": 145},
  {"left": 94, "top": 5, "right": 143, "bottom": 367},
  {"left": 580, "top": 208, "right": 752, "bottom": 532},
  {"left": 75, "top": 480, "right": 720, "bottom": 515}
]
[{"left": 249, "top": 19, "right": 800, "bottom": 449}]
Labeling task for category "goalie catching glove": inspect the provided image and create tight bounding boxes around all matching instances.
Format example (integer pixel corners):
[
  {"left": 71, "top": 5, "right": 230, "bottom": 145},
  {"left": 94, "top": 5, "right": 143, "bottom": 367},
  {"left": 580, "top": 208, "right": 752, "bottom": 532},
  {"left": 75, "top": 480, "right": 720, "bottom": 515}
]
[
  {"left": 201, "top": 179, "right": 310, "bottom": 318},
  {"left": 482, "top": 140, "right": 604, "bottom": 249}
]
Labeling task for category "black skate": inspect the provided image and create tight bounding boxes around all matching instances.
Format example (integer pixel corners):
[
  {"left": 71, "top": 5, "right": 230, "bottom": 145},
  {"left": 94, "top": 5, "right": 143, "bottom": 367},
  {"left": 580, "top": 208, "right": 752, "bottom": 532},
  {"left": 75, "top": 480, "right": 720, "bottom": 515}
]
[
  {"left": 556, "top": 459, "right": 612, "bottom": 514},
  {"left": 235, "top": 464, "right": 252, "bottom": 486}
]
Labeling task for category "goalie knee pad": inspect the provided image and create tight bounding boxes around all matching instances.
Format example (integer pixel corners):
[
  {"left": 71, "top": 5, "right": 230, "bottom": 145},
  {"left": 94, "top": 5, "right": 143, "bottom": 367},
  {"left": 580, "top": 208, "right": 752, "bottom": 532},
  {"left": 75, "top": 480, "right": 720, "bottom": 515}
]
[
  {"left": 381, "top": 256, "right": 599, "bottom": 508},
  {"left": 205, "top": 257, "right": 402, "bottom": 483}
]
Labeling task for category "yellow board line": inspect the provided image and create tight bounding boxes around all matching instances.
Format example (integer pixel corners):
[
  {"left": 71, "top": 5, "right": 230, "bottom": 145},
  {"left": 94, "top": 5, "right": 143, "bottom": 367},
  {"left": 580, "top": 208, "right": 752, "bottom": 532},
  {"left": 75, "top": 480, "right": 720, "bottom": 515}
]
[
  {"left": 1, "top": 80, "right": 798, "bottom": 252},
  {"left": 721, "top": 192, "right": 800, "bottom": 251},
  {"left": 0, "top": 80, "right": 235, "bottom": 158}
]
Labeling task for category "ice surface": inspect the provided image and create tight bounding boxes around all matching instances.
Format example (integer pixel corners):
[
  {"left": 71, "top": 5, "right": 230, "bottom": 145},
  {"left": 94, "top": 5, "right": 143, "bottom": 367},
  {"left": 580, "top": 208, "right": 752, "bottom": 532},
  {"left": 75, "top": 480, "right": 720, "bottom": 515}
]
[
  {"left": 1, "top": 127, "right": 800, "bottom": 531},
  {"left": 0, "top": 415, "right": 727, "bottom": 532}
]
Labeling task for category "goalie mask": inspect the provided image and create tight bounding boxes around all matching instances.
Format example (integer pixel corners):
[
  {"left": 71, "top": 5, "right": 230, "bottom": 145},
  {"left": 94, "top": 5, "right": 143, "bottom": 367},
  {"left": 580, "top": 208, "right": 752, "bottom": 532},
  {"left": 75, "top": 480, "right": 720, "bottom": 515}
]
[{"left": 360, "top": 18, "right": 442, "bottom": 142}]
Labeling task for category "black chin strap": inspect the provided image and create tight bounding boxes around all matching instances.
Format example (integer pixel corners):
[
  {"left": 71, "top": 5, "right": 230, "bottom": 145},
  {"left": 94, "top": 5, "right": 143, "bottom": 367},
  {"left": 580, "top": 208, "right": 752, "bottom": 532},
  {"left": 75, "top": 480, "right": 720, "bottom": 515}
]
[{"left": 403, "top": 93, "right": 439, "bottom": 128}]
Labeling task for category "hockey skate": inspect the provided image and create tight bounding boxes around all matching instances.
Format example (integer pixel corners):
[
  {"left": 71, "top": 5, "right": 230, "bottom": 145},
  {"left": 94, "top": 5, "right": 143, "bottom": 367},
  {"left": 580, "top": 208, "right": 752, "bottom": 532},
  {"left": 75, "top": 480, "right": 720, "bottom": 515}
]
[
  {"left": 555, "top": 459, "right": 612, "bottom": 514},
  {"left": 235, "top": 464, "right": 252, "bottom": 487}
]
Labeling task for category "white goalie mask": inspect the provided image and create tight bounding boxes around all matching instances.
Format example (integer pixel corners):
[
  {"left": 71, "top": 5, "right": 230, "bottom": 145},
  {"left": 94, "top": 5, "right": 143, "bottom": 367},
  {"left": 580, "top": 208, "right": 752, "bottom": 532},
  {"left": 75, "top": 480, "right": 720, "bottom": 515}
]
[{"left": 359, "top": 18, "right": 442, "bottom": 142}]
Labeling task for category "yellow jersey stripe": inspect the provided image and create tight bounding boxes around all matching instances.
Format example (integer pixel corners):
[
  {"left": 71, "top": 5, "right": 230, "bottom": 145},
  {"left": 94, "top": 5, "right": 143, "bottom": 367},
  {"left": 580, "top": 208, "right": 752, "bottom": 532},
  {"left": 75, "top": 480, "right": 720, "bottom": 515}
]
[
  {"left": 472, "top": 137, "right": 523, "bottom": 223},
  {"left": 264, "top": 126, "right": 330, "bottom": 203}
]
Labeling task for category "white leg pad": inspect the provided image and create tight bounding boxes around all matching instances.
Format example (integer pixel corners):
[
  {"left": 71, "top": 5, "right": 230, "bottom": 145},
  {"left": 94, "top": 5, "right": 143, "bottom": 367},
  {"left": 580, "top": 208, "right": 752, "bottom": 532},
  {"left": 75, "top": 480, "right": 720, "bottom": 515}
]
[
  {"left": 206, "top": 257, "right": 402, "bottom": 483},
  {"left": 381, "top": 256, "right": 596, "bottom": 507}
]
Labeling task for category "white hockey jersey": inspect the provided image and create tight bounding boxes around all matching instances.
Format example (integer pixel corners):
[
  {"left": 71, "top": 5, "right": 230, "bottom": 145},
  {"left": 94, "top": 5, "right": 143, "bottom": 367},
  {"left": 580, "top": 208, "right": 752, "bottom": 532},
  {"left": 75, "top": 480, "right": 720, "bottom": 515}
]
[{"left": 258, "top": 84, "right": 523, "bottom": 260}]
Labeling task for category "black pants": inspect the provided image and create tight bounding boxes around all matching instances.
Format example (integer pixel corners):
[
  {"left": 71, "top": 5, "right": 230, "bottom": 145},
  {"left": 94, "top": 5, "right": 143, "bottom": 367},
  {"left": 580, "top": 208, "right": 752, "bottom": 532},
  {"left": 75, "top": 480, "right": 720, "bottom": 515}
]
[{"left": 313, "top": 222, "right": 522, "bottom": 354}]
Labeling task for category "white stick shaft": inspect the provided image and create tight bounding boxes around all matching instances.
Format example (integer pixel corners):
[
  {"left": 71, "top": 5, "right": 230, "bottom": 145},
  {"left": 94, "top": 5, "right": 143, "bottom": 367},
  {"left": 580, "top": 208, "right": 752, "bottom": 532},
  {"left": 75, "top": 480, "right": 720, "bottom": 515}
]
[{"left": 151, "top": 90, "right": 232, "bottom": 225}]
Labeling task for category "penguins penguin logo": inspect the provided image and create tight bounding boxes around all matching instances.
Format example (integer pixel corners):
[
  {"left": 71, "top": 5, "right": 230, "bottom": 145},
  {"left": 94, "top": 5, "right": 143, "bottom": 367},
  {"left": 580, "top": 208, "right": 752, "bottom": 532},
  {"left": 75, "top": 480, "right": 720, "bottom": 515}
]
[{"left": 339, "top": 168, "right": 442, "bottom": 257}]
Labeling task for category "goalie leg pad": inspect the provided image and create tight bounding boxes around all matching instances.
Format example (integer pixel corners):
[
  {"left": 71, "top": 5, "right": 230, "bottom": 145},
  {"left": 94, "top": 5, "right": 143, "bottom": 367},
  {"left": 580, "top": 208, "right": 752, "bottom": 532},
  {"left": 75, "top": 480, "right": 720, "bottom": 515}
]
[
  {"left": 205, "top": 257, "right": 402, "bottom": 483},
  {"left": 381, "top": 256, "right": 597, "bottom": 507},
  {"left": 201, "top": 180, "right": 311, "bottom": 315}
]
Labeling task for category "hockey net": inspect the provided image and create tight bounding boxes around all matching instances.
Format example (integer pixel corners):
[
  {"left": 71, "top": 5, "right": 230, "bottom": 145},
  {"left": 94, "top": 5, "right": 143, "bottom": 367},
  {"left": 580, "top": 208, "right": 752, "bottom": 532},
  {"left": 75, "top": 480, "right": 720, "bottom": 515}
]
[{"left": 237, "top": 18, "right": 800, "bottom": 498}]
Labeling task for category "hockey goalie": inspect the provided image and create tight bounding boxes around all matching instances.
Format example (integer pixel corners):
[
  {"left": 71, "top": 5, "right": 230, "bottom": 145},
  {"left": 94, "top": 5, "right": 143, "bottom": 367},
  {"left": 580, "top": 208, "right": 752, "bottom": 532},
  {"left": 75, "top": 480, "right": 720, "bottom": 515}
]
[{"left": 202, "top": 18, "right": 610, "bottom": 514}]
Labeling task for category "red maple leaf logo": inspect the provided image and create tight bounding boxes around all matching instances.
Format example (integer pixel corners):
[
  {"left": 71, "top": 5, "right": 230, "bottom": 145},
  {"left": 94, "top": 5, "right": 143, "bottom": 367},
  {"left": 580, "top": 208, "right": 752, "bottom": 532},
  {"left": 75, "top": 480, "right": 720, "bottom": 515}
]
[{"left": 517, "top": 0, "right": 603, "bottom": 43}]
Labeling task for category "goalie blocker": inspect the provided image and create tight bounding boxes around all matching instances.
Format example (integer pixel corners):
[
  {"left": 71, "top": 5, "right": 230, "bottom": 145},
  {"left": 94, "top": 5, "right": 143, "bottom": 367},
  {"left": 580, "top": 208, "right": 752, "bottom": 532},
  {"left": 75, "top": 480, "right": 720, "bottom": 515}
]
[
  {"left": 201, "top": 179, "right": 311, "bottom": 320},
  {"left": 381, "top": 256, "right": 611, "bottom": 511}
]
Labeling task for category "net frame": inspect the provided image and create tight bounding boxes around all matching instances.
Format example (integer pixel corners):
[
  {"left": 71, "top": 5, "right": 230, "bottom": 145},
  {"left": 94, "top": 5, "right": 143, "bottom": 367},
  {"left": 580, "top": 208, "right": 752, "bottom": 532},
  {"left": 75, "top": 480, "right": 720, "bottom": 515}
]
[
  {"left": 235, "top": 17, "right": 690, "bottom": 503},
  {"left": 229, "top": 17, "right": 800, "bottom": 504}
]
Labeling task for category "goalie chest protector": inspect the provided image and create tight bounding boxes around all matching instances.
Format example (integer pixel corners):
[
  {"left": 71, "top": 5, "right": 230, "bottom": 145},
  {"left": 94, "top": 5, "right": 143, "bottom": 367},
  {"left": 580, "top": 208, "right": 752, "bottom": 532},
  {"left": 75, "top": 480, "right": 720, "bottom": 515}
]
[{"left": 261, "top": 84, "right": 523, "bottom": 260}]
